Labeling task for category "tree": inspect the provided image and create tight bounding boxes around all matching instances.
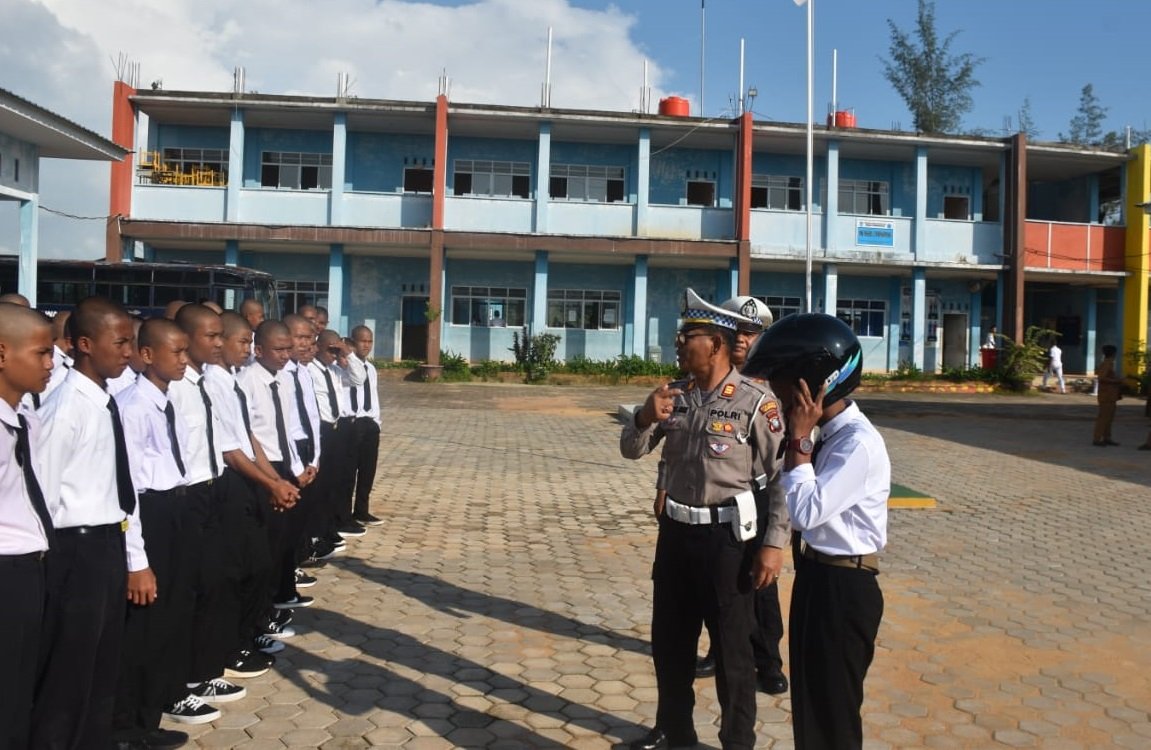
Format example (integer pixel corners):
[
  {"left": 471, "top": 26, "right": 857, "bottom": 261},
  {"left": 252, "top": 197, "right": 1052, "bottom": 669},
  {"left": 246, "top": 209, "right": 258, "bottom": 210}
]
[
  {"left": 1060, "top": 83, "right": 1108, "bottom": 146},
  {"left": 1017, "top": 97, "right": 1039, "bottom": 140},
  {"left": 881, "top": 0, "right": 983, "bottom": 134}
]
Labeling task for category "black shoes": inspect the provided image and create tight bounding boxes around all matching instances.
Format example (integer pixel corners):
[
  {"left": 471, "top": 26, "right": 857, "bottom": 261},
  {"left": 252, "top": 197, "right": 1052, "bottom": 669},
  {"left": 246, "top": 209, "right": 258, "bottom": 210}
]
[
  {"left": 353, "top": 512, "right": 384, "bottom": 526},
  {"left": 337, "top": 522, "right": 367, "bottom": 538},
  {"left": 144, "top": 728, "right": 189, "bottom": 749},
  {"left": 757, "top": 668, "right": 789, "bottom": 695},
  {"left": 629, "top": 727, "right": 699, "bottom": 750},
  {"left": 1094, "top": 439, "right": 1120, "bottom": 446},
  {"left": 694, "top": 654, "right": 716, "bottom": 679}
]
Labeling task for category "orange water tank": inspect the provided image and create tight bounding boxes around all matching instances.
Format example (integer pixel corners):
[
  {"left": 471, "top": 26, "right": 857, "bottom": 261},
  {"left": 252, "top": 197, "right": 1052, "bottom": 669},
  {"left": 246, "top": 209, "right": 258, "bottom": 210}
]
[
  {"left": 834, "top": 110, "right": 857, "bottom": 128},
  {"left": 659, "top": 96, "right": 691, "bottom": 117}
]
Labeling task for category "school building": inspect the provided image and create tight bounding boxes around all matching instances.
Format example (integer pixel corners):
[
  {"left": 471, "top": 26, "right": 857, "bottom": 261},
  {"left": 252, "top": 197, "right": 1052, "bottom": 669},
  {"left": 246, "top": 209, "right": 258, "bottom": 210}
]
[{"left": 106, "top": 79, "right": 1151, "bottom": 374}]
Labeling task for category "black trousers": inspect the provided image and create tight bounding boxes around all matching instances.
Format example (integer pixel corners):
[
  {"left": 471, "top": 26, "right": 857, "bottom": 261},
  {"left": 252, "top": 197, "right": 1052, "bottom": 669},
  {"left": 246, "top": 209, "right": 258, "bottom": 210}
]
[
  {"left": 750, "top": 581, "right": 784, "bottom": 673},
  {"left": 651, "top": 516, "right": 757, "bottom": 750},
  {"left": 0, "top": 552, "right": 46, "bottom": 750},
  {"left": 320, "top": 419, "right": 355, "bottom": 532},
  {"left": 266, "top": 461, "right": 303, "bottom": 603},
  {"left": 32, "top": 527, "right": 127, "bottom": 750},
  {"left": 216, "top": 469, "right": 272, "bottom": 655},
  {"left": 789, "top": 556, "right": 884, "bottom": 750},
  {"left": 114, "top": 489, "right": 197, "bottom": 739},
  {"left": 350, "top": 417, "right": 380, "bottom": 518},
  {"left": 187, "top": 480, "right": 233, "bottom": 683}
]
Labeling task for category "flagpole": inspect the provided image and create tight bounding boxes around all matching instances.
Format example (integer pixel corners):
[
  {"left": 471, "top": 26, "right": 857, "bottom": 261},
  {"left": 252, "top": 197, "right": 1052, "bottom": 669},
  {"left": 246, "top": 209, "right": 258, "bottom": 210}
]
[{"left": 804, "top": 0, "right": 814, "bottom": 313}]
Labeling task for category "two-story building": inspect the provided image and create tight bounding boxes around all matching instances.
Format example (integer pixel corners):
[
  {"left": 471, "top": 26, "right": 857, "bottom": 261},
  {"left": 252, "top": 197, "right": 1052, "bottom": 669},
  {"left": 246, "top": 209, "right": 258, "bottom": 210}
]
[{"left": 108, "top": 80, "right": 1149, "bottom": 375}]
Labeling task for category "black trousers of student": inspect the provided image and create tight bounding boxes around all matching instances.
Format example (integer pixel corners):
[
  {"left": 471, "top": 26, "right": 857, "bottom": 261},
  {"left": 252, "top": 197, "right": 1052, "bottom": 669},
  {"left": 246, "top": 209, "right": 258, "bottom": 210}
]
[
  {"left": 0, "top": 552, "right": 46, "bottom": 750},
  {"left": 187, "top": 480, "right": 235, "bottom": 683},
  {"left": 651, "top": 515, "right": 757, "bottom": 750},
  {"left": 113, "top": 488, "right": 197, "bottom": 740},
  {"left": 350, "top": 417, "right": 380, "bottom": 518},
  {"left": 750, "top": 581, "right": 784, "bottom": 673},
  {"left": 319, "top": 418, "right": 355, "bottom": 533},
  {"left": 216, "top": 468, "right": 272, "bottom": 656},
  {"left": 32, "top": 525, "right": 127, "bottom": 750},
  {"left": 789, "top": 556, "right": 884, "bottom": 750},
  {"left": 266, "top": 461, "right": 304, "bottom": 603}
]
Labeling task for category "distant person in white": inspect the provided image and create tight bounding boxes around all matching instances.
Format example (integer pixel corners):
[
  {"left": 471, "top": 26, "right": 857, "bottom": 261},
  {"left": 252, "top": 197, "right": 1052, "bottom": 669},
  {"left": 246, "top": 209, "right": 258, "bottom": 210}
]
[{"left": 1043, "top": 342, "right": 1066, "bottom": 394}]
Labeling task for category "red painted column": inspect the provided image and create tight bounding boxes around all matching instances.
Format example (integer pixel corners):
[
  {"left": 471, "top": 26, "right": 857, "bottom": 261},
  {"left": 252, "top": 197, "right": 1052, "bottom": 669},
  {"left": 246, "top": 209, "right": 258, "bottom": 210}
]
[
  {"left": 425, "top": 94, "right": 449, "bottom": 365},
  {"left": 106, "top": 80, "right": 136, "bottom": 260},
  {"left": 735, "top": 111, "right": 754, "bottom": 294}
]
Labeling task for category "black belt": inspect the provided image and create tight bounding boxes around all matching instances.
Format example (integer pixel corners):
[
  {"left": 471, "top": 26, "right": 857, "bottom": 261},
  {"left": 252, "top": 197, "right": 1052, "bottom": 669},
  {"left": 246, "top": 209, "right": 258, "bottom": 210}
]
[
  {"left": 57, "top": 522, "right": 123, "bottom": 538},
  {"left": 140, "top": 486, "right": 188, "bottom": 499},
  {"left": 0, "top": 549, "right": 47, "bottom": 562},
  {"left": 800, "top": 543, "right": 879, "bottom": 573}
]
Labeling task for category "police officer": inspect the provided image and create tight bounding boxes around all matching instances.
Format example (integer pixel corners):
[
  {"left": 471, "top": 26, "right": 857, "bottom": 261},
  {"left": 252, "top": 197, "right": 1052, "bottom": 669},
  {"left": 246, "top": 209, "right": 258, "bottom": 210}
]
[
  {"left": 743, "top": 313, "right": 889, "bottom": 750},
  {"left": 621, "top": 289, "right": 788, "bottom": 750}
]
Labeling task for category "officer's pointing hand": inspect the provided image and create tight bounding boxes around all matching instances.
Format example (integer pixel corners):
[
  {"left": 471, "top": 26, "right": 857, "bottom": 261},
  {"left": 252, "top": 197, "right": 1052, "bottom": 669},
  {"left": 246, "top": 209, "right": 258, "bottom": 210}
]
[{"left": 639, "top": 383, "right": 683, "bottom": 428}]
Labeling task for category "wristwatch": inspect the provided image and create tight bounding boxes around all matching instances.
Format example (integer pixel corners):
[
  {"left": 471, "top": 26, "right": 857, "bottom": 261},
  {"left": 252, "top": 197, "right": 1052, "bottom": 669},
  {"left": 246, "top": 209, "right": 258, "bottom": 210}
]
[{"left": 789, "top": 436, "right": 815, "bottom": 455}]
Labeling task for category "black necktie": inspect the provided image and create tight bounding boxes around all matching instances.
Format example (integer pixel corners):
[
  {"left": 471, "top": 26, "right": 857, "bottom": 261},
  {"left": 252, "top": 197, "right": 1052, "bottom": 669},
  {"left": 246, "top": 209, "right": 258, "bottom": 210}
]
[
  {"left": 163, "top": 401, "right": 187, "bottom": 476},
  {"left": 234, "top": 382, "right": 252, "bottom": 435},
  {"left": 196, "top": 378, "right": 219, "bottom": 478},
  {"left": 14, "top": 415, "right": 55, "bottom": 549},
  {"left": 290, "top": 368, "right": 315, "bottom": 444},
  {"left": 269, "top": 381, "right": 292, "bottom": 466},
  {"left": 106, "top": 398, "right": 136, "bottom": 515},
  {"left": 31, "top": 392, "right": 40, "bottom": 409},
  {"left": 362, "top": 360, "right": 372, "bottom": 412},
  {"left": 350, "top": 373, "right": 359, "bottom": 413},
  {"left": 321, "top": 366, "right": 340, "bottom": 420}
]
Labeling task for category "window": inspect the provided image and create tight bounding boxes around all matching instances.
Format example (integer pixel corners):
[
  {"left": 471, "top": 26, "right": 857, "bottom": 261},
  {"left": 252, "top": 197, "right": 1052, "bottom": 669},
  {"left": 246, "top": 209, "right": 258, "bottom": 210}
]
[
  {"left": 751, "top": 175, "right": 804, "bottom": 210},
  {"left": 403, "top": 167, "right": 434, "bottom": 193},
  {"left": 13, "top": 159, "right": 18, "bottom": 184},
  {"left": 261, "top": 152, "right": 333, "bottom": 190},
  {"left": 839, "top": 179, "right": 889, "bottom": 215},
  {"left": 899, "top": 290, "right": 941, "bottom": 342},
  {"left": 157, "top": 147, "right": 229, "bottom": 186},
  {"left": 549, "top": 164, "right": 626, "bottom": 203},
  {"left": 547, "top": 289, "right": 621, "bottom": 330},
  {"left": 686, "top": 180, "right": 715, "bottom": 207},
  {"left": 943, "top": 195, "right": 970, "bottom": 220},
  {"left": 276, "top": 280, "right": 330, "bottom": 314},
  {"left": 450, "top": 286, "right": 527, "bottom": 327},
  {"left": 837, "top": 299, "right": 887, "bottom": 337},
  {"left": 759, "top": 295, "right": 802, "bottom": 320},
  {"left": 453, "top": 160, "right": 530, "bottom": 198}
]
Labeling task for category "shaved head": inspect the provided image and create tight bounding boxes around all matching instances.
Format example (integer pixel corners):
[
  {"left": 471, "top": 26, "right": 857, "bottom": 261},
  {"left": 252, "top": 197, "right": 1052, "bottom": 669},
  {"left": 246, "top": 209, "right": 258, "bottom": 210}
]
[
  {"left": 0, "top": 302, "right": 51, "bottom": 341},
  {"left": 138, "top": 318, "right": 184, "bottom": 351},
  {"left": 255, "top": 320, "right": 290, "bottom": 348},
  {"left": 0, "top": 293, "right": 30, "bottom": 307},
  {"left": 174, "top": 303, "right": 220, "bottom": 336},
  {"left": 68, "top": 297, "right": 130, "bottom": 342},
  {"left": 163, "top": 300, "right": 190, "bottom": 320},
  {"left": 51, "top": 310, "right": 71, "bottom": 343},
  {"left": 220, "top": 311, "right": 251, "bottom": 338}
]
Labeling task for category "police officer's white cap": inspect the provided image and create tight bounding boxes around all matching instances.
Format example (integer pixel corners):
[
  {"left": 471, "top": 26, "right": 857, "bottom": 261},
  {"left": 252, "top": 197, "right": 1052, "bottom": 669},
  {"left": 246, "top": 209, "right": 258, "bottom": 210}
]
[
  {"left": 681, "top": 288, "right": 757, "bottom": 332},
  {"left": 720, "top": 296, "right": 774, "bottom": 331}
]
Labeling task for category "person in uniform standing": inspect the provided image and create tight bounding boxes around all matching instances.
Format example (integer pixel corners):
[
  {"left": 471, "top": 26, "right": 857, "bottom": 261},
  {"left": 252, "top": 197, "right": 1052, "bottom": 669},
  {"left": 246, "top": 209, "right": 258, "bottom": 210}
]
[
  {"left": 743, "top": 313, "right": 888, "bottom": 750},
  {"left": 0, "top": 303, "right": 54, "bottom": 750},
  {"left": 345, "top": 325, "right": 382, "bottom": 531},
  {"left": 307, "top": 329, "right": 361, "bottom": 551},
  {"left": 1093, "top": 344, "right": 1123, "bottom": 446},
  {"left": 621, "top": 289, "right": 788, "bottom": 750},
  {"left": 1043, "top": 340, "right": 1065, "bottom": 394}
]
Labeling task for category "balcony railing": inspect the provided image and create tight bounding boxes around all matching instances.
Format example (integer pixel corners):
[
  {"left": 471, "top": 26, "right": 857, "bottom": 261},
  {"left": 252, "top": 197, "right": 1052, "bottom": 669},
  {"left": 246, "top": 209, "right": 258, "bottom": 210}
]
[{"left": 1024, "top": 221, "right": 1125, "bottom": 272}]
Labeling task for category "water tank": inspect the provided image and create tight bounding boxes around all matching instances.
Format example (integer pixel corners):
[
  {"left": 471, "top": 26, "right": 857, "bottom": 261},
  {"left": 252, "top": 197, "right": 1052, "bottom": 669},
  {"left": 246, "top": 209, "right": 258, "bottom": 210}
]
[
  {"left": 658, "top": 96, "right": 691, "bottom": 117},
  {"left": 833, "top": 110, "right": 857, "bottom": 128}
]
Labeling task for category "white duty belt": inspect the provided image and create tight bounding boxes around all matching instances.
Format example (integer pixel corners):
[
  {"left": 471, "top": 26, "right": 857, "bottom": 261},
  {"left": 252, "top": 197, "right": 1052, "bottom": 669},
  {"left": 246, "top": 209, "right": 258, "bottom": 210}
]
[{"left": 664, "top": 496, "right": 735, "bottom": 525}]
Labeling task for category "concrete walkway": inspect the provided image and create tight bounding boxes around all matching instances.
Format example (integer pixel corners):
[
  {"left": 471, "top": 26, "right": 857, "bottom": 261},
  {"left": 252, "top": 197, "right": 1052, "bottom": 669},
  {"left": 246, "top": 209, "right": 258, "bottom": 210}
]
[{"left": 176, "top": 384, "right": 1151, "bottom": 748}]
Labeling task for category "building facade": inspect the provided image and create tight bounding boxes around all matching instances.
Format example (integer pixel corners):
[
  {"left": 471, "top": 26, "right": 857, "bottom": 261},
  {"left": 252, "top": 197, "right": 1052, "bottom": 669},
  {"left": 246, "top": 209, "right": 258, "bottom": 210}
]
[{"left": 108, "top": 81, "right": 1150, "bottom": 374}]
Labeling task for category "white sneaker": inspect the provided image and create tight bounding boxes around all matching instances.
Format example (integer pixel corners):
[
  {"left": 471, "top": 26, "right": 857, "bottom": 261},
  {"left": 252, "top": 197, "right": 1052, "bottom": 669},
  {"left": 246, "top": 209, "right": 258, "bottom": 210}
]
[{"left": 163, "top": 694, "right": 221, "bottom": 724}]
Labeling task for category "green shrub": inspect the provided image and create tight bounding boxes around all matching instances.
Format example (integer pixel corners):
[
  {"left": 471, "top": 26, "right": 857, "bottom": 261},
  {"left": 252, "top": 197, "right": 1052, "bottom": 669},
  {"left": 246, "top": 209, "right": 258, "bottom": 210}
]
[
  {"left": 439, "top": 350, "right": 472, "bottom": 382},
  {"left": 993, "top": 326, "right": 1055, "bottom": 391},
  {"left": 471, "top": 359, "right": 503, "bottom": 382},
  {"left": 511, "top": 329, "right": 560, "bottom": 383}
]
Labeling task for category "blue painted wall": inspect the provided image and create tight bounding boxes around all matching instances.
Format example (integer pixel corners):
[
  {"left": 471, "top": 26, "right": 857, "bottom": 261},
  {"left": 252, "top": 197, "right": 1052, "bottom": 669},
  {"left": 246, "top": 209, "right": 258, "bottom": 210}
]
[
  {"left": 446, "top": 136, "right": 538, "bottom": 195},
  {"left": 926, "top": 164, "right": 981, "bottom": 218},
  {"left": 243, "top": 128, "right": 333, "bottom": 188},
  {"left": 543, "top": 263, "right": 630, "bottom": 361},
  {"left": 550, "top": 142, "right": 638, "bottom": 201},
  {"left": 839, "top": 158, "right": 915, "bottom": 217},
  {"left": 347, "top": 132, "right": 434, "bottom": 193},
  {"left": 649, "top": 147, "right": 733, "bottom": 207},
  {"left": 441, "top": 258, "right": 534, "bottom": 361},
  {"left": 151, "top": 124, "right": 230, "bottom": 152},
  {"left": 345, "top": 256, "right": 429, "bottom": 360},
  {"left": 0, "top": 133, "right": 39, "bottom": 192},
  {"left": 750, "top": 153, "right": 826, "bottom": 211}
]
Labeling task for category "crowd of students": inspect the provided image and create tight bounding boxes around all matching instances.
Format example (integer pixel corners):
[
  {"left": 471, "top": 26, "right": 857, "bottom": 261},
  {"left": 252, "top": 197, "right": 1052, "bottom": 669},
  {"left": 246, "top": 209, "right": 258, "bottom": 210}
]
[{"left": 0, "top": 293, "right": 383, "bottom": 750}]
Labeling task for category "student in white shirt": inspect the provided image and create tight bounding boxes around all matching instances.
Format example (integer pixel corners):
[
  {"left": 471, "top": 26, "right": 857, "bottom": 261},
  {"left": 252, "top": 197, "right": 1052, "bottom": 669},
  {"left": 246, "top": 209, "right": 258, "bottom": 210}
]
[
  {"left": 346, "top": 325, "right": 383, "bottom": 532},
  {"left": 106, "top": 316, "right": 146, "bottom": 398},
  {"left": 0, "top": 303, "right": 54, "bottom": 750},
  {"left": 33, "top": 297, "right": 150, "bottom": 750},
  {"left": 1043, "top": 342, "right": 1066, "bottom": 394},
  {"left": 744, "top": 313, "right": 889, "bottom": 750},
  {"left": 307, "top": 329, "right": 361, "bottom": 551}
]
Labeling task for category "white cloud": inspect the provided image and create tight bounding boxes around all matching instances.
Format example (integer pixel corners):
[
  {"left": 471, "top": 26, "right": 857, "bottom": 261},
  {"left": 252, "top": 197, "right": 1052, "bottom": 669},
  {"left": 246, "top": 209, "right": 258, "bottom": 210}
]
[{"left": 1, "top": 0, "right": 668, "bottom": 259}]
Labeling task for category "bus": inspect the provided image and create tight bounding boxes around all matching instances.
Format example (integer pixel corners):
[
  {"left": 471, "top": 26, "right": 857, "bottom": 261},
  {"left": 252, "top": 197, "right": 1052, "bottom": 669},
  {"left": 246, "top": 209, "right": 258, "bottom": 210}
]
[{"left": 0, "top": 257, "right": 280, "bottom": 318}]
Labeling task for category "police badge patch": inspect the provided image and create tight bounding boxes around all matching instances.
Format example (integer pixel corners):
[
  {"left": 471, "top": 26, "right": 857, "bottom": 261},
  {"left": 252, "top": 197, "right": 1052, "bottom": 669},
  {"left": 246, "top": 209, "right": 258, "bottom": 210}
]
[
  {"left": 709, "top": 442, "right": 731, "bottom": 456},
  {"left": 740, "top": 299, "right": 759, "bottom": 319}
]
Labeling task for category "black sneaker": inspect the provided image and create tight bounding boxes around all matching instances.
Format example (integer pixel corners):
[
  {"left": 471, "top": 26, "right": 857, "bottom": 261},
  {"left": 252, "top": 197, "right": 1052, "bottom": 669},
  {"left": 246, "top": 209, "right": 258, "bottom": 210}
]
[
  {"left": 324, "top": 532, "right": 347, "bottom": 548},
  {"left": 143, "top": 727, "right": 189, "bottom": 749},
  {"left": 190, "top": 677, "right": 247, "bottom": 703},
  {"left": 262, "top": 618, "right": 297, "bottom": 640},
  {"left": 353, "top": 512, "right": 384, "bottom": 527},
  {"left": 254, "top": 634, "right": 286, "bottom": 654},
  {"left": 223, "top": 649, "right": 274, "bottom": 678},
  {"left": 162, "top": 694, "right": 220, "bottom": 724},
  {"left": 311, "top": 540, "right": 343, "bottom": 561},
  {"left": 273, "top": 594, "right": 314, "bottom": 610},
  {"left": 295, "top": 569, "right": 317, "bottom": 588},
  {"left": 336, "top": 522, "right": 366, "bottom": 538},
  {"left": 269, "top": 608, "right": 294, "bottom": 628}
]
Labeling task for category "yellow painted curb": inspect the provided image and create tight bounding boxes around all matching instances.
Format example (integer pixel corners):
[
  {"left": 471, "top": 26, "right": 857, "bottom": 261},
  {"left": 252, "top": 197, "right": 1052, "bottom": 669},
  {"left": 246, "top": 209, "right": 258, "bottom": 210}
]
[{"left": 889, "top": 496, "right": 938, "bottom": 510}]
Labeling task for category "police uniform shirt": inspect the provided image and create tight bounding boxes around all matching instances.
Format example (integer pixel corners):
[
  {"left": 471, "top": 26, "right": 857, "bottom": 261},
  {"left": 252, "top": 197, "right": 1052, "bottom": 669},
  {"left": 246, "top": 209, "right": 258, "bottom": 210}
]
[
  {"left": 621, "top": 366, "right": 790, "bottom": 548},
  {"left": 781, "top": 401, "right": 889, "bottom": 556},
  {"left": 169, "top": 366, "right": 236, "bottom": 484},
  {"left": 0, "top": 400, "right": 49, "bottom": 555},
  {"left": 203, "top": 363, "right": 256, "bottom": 462},
  {"left": 38, "top": 368, "right": 148, "bottom": 571},
  {"left": 348, "top": 354, "right": 380, "bottom": 425},
  {"left": 307, "top": 360, "right": 355, "bottom": 424},
  {"left": 236, "top": 363, "right": 305, "bottom": 476},
  {"left": 284, "top": 359, "right": 321, "bottom": 469},
  {"left": 115, "top": 375, "right": 189, "bottom": 493}
]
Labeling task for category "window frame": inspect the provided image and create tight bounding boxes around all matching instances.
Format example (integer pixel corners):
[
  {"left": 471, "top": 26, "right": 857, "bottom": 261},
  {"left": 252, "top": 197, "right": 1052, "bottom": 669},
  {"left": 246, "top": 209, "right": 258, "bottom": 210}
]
[
  {"left": 549, "top": 164, "right": 626, "bottom": 203},
  {"left": 838, "top": 179, "right": 890, "bottom": 216},
  {"left": 750, "top": 175, "right": 804, "bottom": 211},
  {"left": 837, "top": 298, "right": 887, "bottom": 338},
  {"left": 546, "top": 289, "right": 622, "bottom": 330},
  {"left": 452, "top": 160, "right": 531, "bottom": 199},
  {"left": 449, "top": 285, "right": 528, "bottom": 327},
  {"left": 260, "top": 151, "right": 333, "bottom": 191}
]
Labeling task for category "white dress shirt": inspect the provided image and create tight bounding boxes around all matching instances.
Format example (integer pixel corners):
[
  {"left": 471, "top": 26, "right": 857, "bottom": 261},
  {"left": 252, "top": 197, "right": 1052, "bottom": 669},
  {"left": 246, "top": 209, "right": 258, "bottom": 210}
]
[
  {"left": 38, "top": 368, "right": 148, "bottom": 571},
  {"left": 285, "top": 360, "right": 321, "bottom": 469},
  {"left": 307, "top": 360, "right": 356, "bottom": 423},
  {"left": 116, "top": 375, "right": 189, "bottom": 493},
  {"left": 781, "top": 401, "right": 889, "bottom": 556},
  {"left": 169, "top": 366, "right": 236, "bottom": 484},
  {"left": 0, "top": 400, "right": 49, "bottom": 555},
  {"left": 348, "top": 355, "right": 380, "bottom": 425},
  {"left": 203, "top": 364, "right": 256, "bottom": 462},
  {"left": 106, "top": 366, "right": 141, "bottom": 398},
  {"left": 236, "top": 363, "right": 304, "bottom": 476}
]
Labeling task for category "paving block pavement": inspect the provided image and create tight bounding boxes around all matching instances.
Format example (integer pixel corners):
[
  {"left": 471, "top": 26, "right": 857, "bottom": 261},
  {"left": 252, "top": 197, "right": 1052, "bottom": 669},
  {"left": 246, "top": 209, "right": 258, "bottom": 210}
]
[{"left": 174, "top": 383, "right": 1151, "bottom": 748}]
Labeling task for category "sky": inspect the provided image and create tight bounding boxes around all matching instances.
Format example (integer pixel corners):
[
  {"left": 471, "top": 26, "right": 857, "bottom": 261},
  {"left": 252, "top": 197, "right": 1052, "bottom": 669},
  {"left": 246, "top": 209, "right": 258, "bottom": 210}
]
[{"left": 3, "top": 0, "right": 1151, "bottom": 259}]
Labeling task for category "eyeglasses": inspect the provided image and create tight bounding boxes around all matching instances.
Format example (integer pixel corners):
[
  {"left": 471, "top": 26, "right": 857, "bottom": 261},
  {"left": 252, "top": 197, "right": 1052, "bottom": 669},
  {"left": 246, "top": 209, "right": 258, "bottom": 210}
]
[{"left": 675, "top": 331, "right": 712, "bottom": 348}]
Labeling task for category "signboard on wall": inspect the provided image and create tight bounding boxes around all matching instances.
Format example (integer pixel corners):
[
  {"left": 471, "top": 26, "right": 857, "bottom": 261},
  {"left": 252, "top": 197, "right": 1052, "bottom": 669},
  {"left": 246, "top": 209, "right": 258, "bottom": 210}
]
[{"left": 856, "top": 219, "right": 895, "bottom": 248}]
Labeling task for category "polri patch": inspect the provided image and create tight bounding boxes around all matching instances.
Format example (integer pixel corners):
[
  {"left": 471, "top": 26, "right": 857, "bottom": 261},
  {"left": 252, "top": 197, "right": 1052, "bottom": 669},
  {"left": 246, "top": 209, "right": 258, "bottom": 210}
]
[
  {"left": 720, "top": 383, "right": 736, "bottom": 398},
  {"left": 709, "top": 441, "right": 731, "bottom": 456}
]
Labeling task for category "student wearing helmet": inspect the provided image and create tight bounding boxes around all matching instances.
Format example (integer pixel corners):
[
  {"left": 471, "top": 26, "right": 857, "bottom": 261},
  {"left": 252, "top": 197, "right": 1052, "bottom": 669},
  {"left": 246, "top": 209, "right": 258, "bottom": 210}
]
[
  {"left": 742, "top": 313, "right": 889, "bottom": 750},
  {"left": 621, "top": 289, "right": 788, "bottom": 750}
]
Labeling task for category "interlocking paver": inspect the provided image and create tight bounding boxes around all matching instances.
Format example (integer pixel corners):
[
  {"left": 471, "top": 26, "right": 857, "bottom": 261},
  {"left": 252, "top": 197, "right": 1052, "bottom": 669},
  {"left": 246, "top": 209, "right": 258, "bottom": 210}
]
[{"left": 175, "top": 383, "right": 1151, "bottom": 747}]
